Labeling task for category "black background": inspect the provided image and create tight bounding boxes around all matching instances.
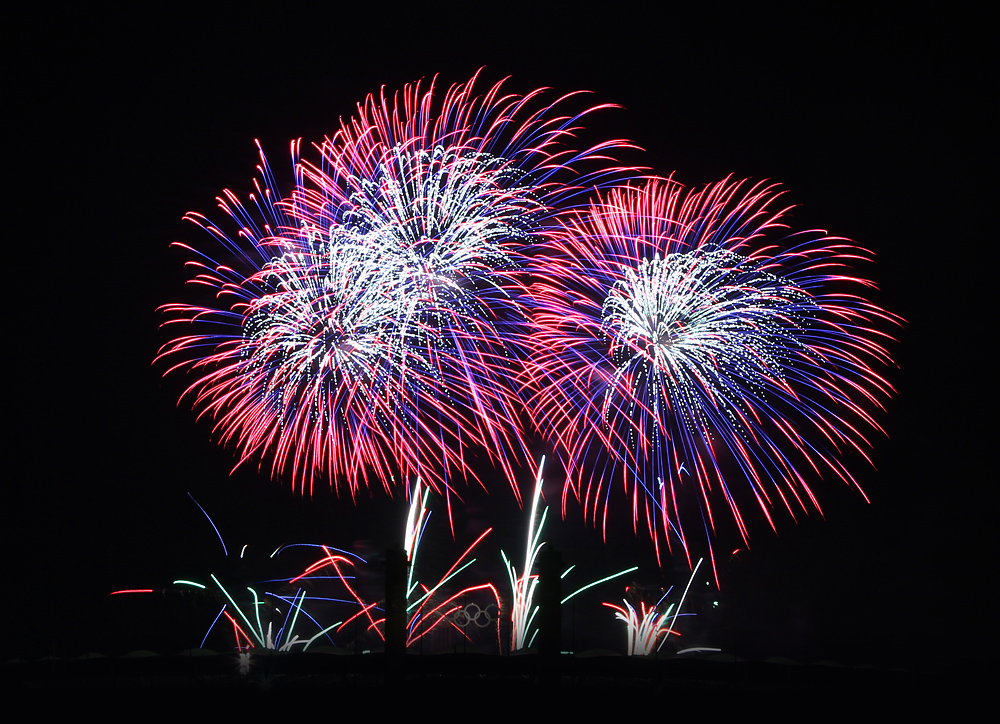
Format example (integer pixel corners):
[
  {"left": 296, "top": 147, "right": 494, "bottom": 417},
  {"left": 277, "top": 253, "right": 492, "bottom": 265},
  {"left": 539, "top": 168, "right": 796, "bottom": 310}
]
[{"left": 6, "top": 4, "right": 991, "bottom": 669}]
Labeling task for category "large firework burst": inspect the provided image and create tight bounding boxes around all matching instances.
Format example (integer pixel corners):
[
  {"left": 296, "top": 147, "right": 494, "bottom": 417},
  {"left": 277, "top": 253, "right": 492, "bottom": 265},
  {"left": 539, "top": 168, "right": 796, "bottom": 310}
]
[
  {"left": 526, "top": 178, "right": 899, "bottom": 573},
  {"left": 157, "top": 71, "right": 633, "bottom": 501}
]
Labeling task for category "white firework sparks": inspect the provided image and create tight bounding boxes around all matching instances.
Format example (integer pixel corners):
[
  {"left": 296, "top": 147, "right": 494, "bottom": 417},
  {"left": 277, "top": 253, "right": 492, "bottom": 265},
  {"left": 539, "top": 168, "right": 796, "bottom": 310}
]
[{"left": 601, "top": 248, "right": 813, "bottom": 438}]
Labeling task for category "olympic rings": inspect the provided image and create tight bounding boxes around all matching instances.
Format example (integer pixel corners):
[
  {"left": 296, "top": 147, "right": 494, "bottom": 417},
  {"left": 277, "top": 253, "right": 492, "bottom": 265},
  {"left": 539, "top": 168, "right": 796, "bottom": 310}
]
[{"left": 448, "top": 602, "right": 498, "bottom": 628}]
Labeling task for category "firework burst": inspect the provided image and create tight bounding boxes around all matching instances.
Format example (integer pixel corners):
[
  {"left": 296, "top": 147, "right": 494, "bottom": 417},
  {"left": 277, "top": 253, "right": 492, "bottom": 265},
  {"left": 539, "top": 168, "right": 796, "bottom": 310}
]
[
  {"left": 157, "top": 70, "right": 633, "bottom": 500},
  {"left": 526, "top": 178, "right": 900, "bottom": 575}
]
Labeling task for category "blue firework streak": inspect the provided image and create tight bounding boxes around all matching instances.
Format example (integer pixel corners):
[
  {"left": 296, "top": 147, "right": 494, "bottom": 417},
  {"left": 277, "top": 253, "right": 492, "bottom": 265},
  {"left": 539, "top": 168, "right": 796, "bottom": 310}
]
[
  {"left": 157, "top": 71, "right": 635, "bottom": 502},
  {"left": 526, "top": 178, "right": 900, "bottom": 577}
]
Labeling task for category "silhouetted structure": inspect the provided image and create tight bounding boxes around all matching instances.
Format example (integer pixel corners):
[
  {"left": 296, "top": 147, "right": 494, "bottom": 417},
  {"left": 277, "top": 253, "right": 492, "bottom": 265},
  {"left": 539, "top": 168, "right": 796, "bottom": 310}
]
[
  {"left": 384, "top": 547, "right": 407, "bottom": 682},
  {"left": 537, "top": 548, "right": 562, "bottom": 687}
]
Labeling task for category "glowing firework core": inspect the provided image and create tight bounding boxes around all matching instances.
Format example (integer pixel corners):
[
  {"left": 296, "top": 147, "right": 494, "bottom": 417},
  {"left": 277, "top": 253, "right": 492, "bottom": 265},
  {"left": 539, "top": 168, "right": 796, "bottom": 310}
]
[{"left": 602, "top": 249, "right": 812, "bottom": 434}]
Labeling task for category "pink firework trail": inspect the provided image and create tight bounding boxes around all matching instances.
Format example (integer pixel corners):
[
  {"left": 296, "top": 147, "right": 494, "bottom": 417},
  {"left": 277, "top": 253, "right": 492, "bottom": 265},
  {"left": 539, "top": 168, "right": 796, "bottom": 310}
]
[
  {"left": 525, "top": 178, "right": 900, "bottom": 580},
  {"left": 292, "top": 479, "right": 502, "bottom": 650},
  {"left": 157, "top": 70, "right": 635, "bottom": 502}
]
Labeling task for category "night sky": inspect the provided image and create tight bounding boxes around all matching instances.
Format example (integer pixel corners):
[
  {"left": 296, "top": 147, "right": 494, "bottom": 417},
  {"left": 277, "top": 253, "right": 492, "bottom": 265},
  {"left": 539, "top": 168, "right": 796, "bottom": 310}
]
[{"left": 7, "top": 5, "right": 991, "bottom": 671}]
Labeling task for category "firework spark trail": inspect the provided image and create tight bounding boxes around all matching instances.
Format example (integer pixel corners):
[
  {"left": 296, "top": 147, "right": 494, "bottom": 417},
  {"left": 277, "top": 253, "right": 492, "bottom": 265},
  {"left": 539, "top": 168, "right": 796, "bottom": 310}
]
[
  {"left": 603, "top": 557, "right": 703, "bottom": 655},
  {"left": 157, "top": 71, "right": 636, "bottom": 502},
  {"left": 111, "top": 497, "right": 357, "bottom": 652},
  {"left": 291, "top": 545, "right": 386, "bottom": 643},
  {"left": 293, "top": 479, "right": 502, "bottom": 650},
  {"left": 395, "top": 479, "right": 501, "bottom": 648},
  {"left": 526, "top": 178, "right": 900, "bottom": 577},
  {"left": 503, "top": 458, "right": 637, "bottom": 651},
  {"left": 502, "top": 458, "right": 547, "bottom": 651}
]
